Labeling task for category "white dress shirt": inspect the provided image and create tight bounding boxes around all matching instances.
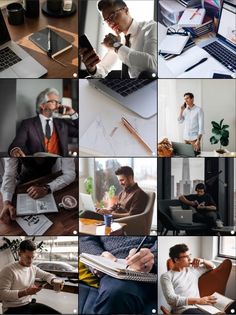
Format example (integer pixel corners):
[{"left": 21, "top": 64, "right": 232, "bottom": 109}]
[
  {"left": 178, "top": 105, "right": 204, "bottom": 141},
  {"left": 39, "top": 114, "right": 54, "bottom": 136},
  {"left": 1, "top": 158, "right": 76, "bottom": 202},
  {"left": 93, "top": 19, "right": 157, "bottom": 78}
]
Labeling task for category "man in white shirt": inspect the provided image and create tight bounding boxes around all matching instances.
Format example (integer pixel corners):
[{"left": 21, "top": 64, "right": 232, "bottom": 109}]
[
  {"left": 178, "top": 93, "right": 204, "bottom": 152},
  {"left": 160, "top": 244, "right": 216, "bottom": 314},
  {"left": 79, "top": 0, "right": 157, "bottom": 78},
  {"left": 0, "top": 239, "right": 63, "bottom": 314},
  {"left": 8, "top": 88, "right": 78, "bottom": 157},
  {"left": 0, "top": 158, "right": 76, "bottom": 224}
]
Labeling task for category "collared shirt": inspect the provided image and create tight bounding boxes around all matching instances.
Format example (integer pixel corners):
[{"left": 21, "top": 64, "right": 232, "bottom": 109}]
[
  {"left": 1, "top": 158, "right": 76, "bottom": 202},
  {"left": 39, "top": 114, "right": 53, "bottom": 137},
  {"left": 93, "top": 19, "right": 157, "bottom": 78},
  {"left": 111, "top": 182, "right": 148, "bottom": 215},
  {"left": 178, "top": 105, "right": 204, "bottom": 141}
]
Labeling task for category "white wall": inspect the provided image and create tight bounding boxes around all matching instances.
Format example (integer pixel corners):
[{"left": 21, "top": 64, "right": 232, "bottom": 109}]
[{"left": 79, "top": 158, "right": 95, "bottom": 209}]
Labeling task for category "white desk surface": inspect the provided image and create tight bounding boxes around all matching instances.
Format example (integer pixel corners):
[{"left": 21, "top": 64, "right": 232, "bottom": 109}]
[
  {"left": 79, "top": 79, "right": 157, "bottom": 156},
  {"left": 198, "top": 151, "right": 236, "bottom": 157},
  {"left": 158, "top": 22, "right": 232, "bottom": 78}
]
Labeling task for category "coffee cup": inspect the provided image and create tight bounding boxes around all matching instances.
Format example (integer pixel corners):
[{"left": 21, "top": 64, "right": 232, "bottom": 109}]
[
  {"left": 7, "top": 3, "right": 24, "bottom": 25},
  {"left": 53, "top": 279, "right": 64, "bottom": 292},
  {"left": 59, "top": 195, "right": 77, "bottom": 209},
  {"left": 47, "top": 0, "right": 63, "bottom": 12},
  {"left": 103, "top": 214, "right": 112, "bottom": 228}
]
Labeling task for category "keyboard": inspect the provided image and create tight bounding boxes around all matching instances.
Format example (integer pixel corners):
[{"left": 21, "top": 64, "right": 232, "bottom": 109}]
[
  {"left": 202, "top": 41, "right": 236, "bottom": 72},
  {"left": 0, "top": 47, "right": 22, "bottom": 72},
  {"left": 99, "top": 79, "right": 151, "bottom": 97}
]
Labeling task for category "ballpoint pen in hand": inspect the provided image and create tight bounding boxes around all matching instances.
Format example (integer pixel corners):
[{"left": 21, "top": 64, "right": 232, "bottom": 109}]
[{"left": 126, "top": 236, "right": 148, "bottom": 269}]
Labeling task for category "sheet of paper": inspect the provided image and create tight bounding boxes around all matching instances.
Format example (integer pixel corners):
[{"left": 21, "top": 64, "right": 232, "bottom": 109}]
[
  {"left": 79, "top": 109, "right": 156, "bottom": 156},
  {"left": 17, "top": 194, "right": 58, "bottom": 216},
  {"left": 16, "top": 215, "right": 52, "bottom": 235}
]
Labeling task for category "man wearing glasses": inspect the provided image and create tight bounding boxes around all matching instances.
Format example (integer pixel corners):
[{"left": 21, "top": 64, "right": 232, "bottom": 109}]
[
  {"left": 160, "top": 244, "right": 216, "bottom": 314},
  {"left": 79, "top": 0, "right": 157, "bottom": 78},
  {"left": 8, "top": 88, "right": 78, "bottom": 157}
]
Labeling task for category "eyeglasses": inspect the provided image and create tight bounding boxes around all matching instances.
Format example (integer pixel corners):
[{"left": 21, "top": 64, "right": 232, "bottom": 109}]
[
  {"left": 178, "top": 254, "right": 192, "bottom": 259},
  {"left": 46, "top": 100, "right": 61, "bottom": 106},
  {"left": 103, "top": 7, "right": 125, "bottom": 23},
  {"left": 167, "top": 27, "right": 189, "bottom": 36}
]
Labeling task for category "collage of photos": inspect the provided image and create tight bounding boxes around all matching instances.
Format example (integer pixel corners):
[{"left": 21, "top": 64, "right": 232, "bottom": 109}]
[{"left": 0, "top": 0, "right": 235, "bottom": 315}]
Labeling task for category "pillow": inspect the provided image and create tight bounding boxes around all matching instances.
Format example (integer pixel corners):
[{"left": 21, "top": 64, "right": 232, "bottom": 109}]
[{"left": 79, "top": 261, "right": 99, "bottom": 288}]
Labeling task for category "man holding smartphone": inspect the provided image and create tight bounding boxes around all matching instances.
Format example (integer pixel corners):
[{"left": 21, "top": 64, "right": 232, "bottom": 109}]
[
  {"left": 178, "top": 93, "right": 204, "bottom": 153},
  {"left": 79, "top": 0, "right": 157, "bottom": 78},
  {"left": 0, "top": 240, "right": 64, "bottom": 314}
]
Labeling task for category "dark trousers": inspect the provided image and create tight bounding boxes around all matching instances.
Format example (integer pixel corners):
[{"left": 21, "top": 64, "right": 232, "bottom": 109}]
[
  {"left": 4, "top": 302, "right": 61, "bottom": 314},
  {"left": 182, "top": 308, "right": 206, "bottom": 314},
  {"left": 193, "top": 211, "right": 219, "bottom": 228},
  {"left": 93, "top": 275, "right": 157, "bottom": 314}
]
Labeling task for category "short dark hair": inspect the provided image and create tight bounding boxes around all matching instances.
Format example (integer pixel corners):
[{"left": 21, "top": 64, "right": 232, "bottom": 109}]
[
  {"left": 184, "top": 92, "right": 194, "bottom": 99},
  {"left": 195, "top": 183, "right": 206, "bottom": 191},
  {"left": 97, "top": 0, "right": 127, "bottom": 11},
  {"left": 115, "top": 166, "right": 134, "bottom": 177},
  {"left": 169, "top": 244, "right": 189, "bottom": 263},
  {"left": 19, "top": 240, "right": 37, "bottom": 252}
]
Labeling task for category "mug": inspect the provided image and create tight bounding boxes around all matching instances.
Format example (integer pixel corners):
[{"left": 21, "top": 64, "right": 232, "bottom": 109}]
[
  {"left": 59, "top": 195, "right": 77, "bottom": 209},
  {"left": 7, "top": 3, "right": 24, "bottom": 25}
]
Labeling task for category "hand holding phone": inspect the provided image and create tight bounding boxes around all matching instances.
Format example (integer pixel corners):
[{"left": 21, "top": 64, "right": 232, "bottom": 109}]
[
  {"left": 181, "top": 102, "right": 187, "bottom": 110},
  {"left": 79, "top": 35, "right": 100, "bottom": 73}
]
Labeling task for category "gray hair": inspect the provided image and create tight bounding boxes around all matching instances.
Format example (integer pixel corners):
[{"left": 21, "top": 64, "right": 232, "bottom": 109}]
[{"left": 36, "top": 88, "right": 60, "bottom": 110}]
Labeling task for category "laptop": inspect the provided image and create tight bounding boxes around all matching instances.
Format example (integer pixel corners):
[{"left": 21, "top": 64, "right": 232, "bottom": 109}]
[
  {"left": 199, "top": 0, "right": 236, "bottom": 73},
  {"left": 0, "top": 9, "right": 47, "bottom": 78},
  {"left": 88, "top": 78, "right": 157, "bottom": 119},
  {"left": 172, "top": 142, "right": 196, "bottom": 157},
  {"left": 170, "top": 209, "right": 193, "bottom": 225},
  {"left": 80, "top": 193, "right": 96, "bottom": 212}
]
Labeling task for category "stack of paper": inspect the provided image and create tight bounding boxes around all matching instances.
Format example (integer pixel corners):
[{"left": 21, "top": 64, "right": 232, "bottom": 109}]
[
  {"left": 178, "top": 8, "right": 206, "bottom": 27},
  {"left": 159, "top": 33, "right": 190, "bottom": 55}
]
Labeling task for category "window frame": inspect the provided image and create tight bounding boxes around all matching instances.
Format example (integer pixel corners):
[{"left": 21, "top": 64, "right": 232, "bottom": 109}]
[{"left": 217, "top": 236, "right": 236, "bottom": 260}]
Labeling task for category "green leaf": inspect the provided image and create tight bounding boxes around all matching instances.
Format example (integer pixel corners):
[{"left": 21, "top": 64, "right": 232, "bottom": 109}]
[
  {"left": 212, "top": 127, "right": 221, "bottom": 135},
  {"left": 220, "top": 138, "right": 229, "bottom": 147},
  {"left": 221, "top": 130, "right": 229, "bottom": 138},
  {"left": 211, "top": 121, "right": 220, "bottom": 129},
  {"left": 219, "top": 119, "right": 224, "bottom": 127},
  {"left": 222, "top": 125, "right": 229, "bottom": 130},
  {"left": 210, "top": 136, "right": 218, "bottom": 144}
]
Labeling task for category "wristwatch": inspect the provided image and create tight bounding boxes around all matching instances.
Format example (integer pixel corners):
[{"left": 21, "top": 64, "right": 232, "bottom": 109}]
[
  {"left": 44, "top": 184, "right": 51, "bottom": 194},
  {"left": 113, "top": 42, "right": 123, "bottom": 53}
]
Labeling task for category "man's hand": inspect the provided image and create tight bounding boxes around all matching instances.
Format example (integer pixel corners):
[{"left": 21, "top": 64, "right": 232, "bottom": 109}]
[
  {"left": 194, "top": 140, "right": 200, "bottom": 151},
  {"left": 93, "top": 251, "right": 117, "bottom": 278},
  {"left": 0, "top": 201, "right": 16, "bottom": 224},
  {"left": 191, "top": 258, "right": 204, "bottom": 268},
  {"left": 79, "top": 48, "right": 100, "bottom": 73},
  {"left": 10, "top": 147, "right": 26, "bottom": 157},
  {"left": 126, "top": 248, "right": 154, "bottom": 273},
  {"left": 51, "top": 279, "right": 64, "bottom": 292},
  {"left": 27, "top": 185, "right": 48, "bottom": 199},
  {"left": 197, "top": 296, "right": 217, "bottom": 305},
  {"left": 102, "top": 33, "right": 121, "bottom": 49},
  {"left": 96, "top": 208, "right": 112, "bottom": 215},
  {"left": 25, "top": 285, "right": 42, "bottom": 295}
]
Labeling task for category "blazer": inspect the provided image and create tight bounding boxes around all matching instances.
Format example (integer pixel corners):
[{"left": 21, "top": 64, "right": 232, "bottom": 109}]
[{"left": 8, "top": 115, "right": 78, "bottom": 157}]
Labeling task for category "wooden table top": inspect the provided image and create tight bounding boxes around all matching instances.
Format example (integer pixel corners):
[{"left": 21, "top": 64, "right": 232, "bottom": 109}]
[
  {"left": 79, "top": 218, "right": 127, "bottom": 236},
  {"left": 2, "top": 0, "right": 78, "bottom": 78}
]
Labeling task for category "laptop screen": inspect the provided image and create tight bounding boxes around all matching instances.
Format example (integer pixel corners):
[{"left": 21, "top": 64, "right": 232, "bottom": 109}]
[
  {"left": 0, "top": 10, "right": 11, "bottom": 45},
  {"left": 217, "top": 0, "right": 236, "bottom": 48}
]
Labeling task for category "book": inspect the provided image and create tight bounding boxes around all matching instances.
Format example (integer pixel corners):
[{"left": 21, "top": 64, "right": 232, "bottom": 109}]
[
  {"left": 16, "top": 214, "right": 53, "bottom": 235},
  {"left": 80, "top": 253, "right": 157, "bottom": 283},
  {"left": 195, "top": 292, "right": 234, "bottom": 314},
  {"left": 178, "top": 8, "right": 206, "bottom": 27},
  {"left": 160, "top": 37, "right": 195, "bottom": 60},
  {"left": 29, "top": 27, "right": 72, "bottom": 58},
  {"left": 16, "top": 193, "right": 58, "bottom": 216},
  {"left": 159, "top": 32, "right": 190, "bottom": 55}
]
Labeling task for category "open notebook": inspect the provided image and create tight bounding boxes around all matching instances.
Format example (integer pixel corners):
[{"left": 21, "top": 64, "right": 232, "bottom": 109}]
[{"left": 80, "top": 253, "right": 157, "bottom": 283}]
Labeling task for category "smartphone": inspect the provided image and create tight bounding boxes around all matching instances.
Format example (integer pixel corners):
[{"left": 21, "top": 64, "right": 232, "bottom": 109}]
[
  {"left": 184, "top": 102, "right": 186, "bottom": 108},
  {"left": 79, "top": 34, "right": 94, "bottom": 51}
]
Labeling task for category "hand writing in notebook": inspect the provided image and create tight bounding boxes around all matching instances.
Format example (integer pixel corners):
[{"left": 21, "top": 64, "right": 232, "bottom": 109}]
[
  {"left": 126, "top": 248, "right": 154, "bottom": 273},
  {"left": 93, "top": 251, "right": 117, "bottom": 278}
]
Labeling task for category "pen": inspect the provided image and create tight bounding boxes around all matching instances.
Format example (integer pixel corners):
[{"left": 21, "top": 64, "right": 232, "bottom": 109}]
[
  {"left": 47, "top": 28, "right": 52, "bottom": 57},
  {"left": 126, "top": 236, "right": 148, "bottom": 269},
  {"left": 121, "top": 117, "right": 154, "bottom": 156},
  {"left": 184, "top": 57, "right": 208, "bottom": 72},
  {"left": 190, "top": 8, "right": 199, "bottom": 20}
]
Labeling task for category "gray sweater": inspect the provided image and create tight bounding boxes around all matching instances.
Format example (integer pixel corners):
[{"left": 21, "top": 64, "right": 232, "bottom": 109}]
[{"left": 79, "top": 236, "right": 157, "bottom": 270}]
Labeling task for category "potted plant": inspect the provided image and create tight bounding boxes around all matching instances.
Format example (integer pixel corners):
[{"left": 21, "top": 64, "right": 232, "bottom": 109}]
[
  {"left": 210, "top": 119, "right": 229, "bottom": 154},
  {"left": 84, "top": 176, "right": 93, "bottom": 195}
]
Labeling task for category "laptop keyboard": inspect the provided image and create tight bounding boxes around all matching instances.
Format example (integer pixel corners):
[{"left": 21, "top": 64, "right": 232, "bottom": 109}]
[
  {"left": 202, "top": 41, "right": 236, "bottom": 72},
  {"left": 0, "top": 47, "right": 22, "bottom": 72},
  {"left": 99, "top": 79, "right": 151, "bottom": 97}
]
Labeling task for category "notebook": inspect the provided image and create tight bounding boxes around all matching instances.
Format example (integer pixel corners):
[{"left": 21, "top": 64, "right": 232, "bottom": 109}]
[
  {"left": 29, "top": 27, "right": 72, "bottom": 58},
  {"left": 159, "top": 33, "right": 190, "bottom": 55},
  {"left": 178, "top": 8, "right": 206, "bottom": 27},
  {"left": 80, "top": 253, "right": 157, "bottom": 283}
]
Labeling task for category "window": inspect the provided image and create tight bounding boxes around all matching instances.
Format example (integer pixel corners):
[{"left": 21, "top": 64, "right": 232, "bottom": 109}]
[
  {"left": 218, "top": 236, "right": 236, "bottom": 259},
  {"left": 171, "top": 158, "right": 205, "bottom": 198}
]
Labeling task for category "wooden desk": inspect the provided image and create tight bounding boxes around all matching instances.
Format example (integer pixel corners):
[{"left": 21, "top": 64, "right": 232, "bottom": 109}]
[
  {"left": 2, "top": 0, "right": 78, "bottom": 78},
  {"left": 0, "top": 174, "right": 78, "bottom": 236},
  {"left": 79, "top": 218, "right": 126, "bottom": 236}
]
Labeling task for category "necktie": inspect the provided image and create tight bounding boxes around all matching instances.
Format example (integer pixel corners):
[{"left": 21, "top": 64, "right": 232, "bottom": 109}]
[
  {"left": 45, "top": 119, "right": 51, "bottom": 140},
  {"left": 121, "top": 34, "right": 131, "bottom": 79}
]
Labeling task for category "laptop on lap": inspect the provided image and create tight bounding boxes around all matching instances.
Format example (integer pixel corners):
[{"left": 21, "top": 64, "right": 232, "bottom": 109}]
[{"left": 0, "top": 9, "right": 47, "bottom": 78}]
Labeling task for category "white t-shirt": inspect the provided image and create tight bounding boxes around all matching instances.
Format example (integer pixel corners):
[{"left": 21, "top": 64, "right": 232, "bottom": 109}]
[
  {"left": 160, "top": 266, "right": 209, "bottom": 314},
  {"left": 0, "top": 262, "right": 55, "bottom": 313}
]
